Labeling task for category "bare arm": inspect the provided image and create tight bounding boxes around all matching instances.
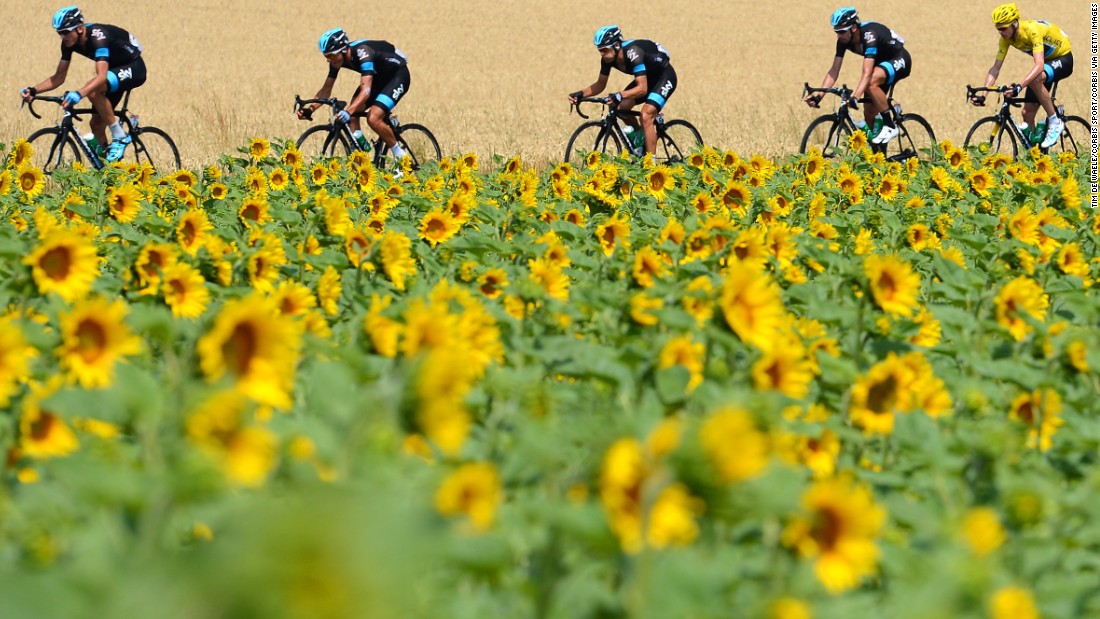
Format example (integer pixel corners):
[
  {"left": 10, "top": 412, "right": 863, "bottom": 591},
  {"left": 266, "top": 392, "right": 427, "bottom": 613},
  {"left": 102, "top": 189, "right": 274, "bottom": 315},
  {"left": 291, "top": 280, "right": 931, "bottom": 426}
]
[
  {"left": 984, "top": 58, "right": 1004, "bottom": 87},
  {"left": 346, "top": 74, "right": 373, "bottom": 115},
  {"left": 617, "top": 74, "right": 648, "bottom": 101},
  {"left": 1019, "top": 49, "right": 1045, "bottom": 88},
  {"left": 852, "top": 56, "right": 875, "bottom": 100}
]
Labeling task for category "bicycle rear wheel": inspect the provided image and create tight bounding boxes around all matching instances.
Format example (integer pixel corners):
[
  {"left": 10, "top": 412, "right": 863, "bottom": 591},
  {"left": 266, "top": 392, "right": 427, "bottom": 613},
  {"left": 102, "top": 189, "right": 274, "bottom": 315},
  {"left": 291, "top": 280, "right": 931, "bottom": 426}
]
[
  {"left": 656, "top": 119, "right": 703, "bottom": 164},
  {"left": 800, "top": 115, "right": 851, "bottom": 159},
  {"left": 26, "top": 127, "right": 82, "bottom": 174},
  {"left": 1045, "top": 116, "right": 1089, "bottom": 158},
  {"left": 882, "top": 113, "right": 936, "bottom": 163},
  {"left": 393, "top": 123, "right": 441, "bottom": 170},
  {"left": 296, "top": 124, "right": 351, "bottom": 161},
  {"left": 130, "top": 126, "right": 181, "bottom": 172},
  {"left": 565, "top": 121, "right": 623, "bottom": 164},
  {"left": 963, "top": 117, "right": 1018, "bottom": 158}
]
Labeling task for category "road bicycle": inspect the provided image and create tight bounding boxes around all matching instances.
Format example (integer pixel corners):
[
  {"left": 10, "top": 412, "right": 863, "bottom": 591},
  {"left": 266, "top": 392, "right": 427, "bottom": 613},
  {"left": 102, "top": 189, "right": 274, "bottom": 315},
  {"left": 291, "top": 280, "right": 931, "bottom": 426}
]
[
  {"left": 565, "top": 96, "right": 703, "bottom": 164},
  {"left": 800, "top": 82, "right": 936, "bottom": 162},
  {"left": 22, "top": 90, "right": 181, "bottom": 173},
  {"left": 293, "top": 95, "right": 441, "bottom": 170},
  {"left": 963, "top": 82, "right": 1089, "bottom": 158}
]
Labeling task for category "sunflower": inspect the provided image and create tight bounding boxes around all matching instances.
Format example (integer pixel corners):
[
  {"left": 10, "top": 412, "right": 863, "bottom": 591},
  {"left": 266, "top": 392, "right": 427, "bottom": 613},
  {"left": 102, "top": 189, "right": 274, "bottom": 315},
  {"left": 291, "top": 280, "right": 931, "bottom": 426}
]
[
  {"left": 599, "top": 438, "right": 647, "bottom": 552},
  {"left": 0, "top": 319, "right": 36, "bottom": 407},
  {"left": 269, "top": 281, "right": 317, "bottom": 318},
  {"left": 804, "top": 150, "right": 825, "bottom": 184},
  {"left": 238, "top": 196, "right": 271, "bottom": 227},
  {"left": 418, "top": 208, "right": 460, "bottom": 247},
  {"left": 863, "top": 254, "right": 920, "bottom": 318},
  {"left": 23, "top": 230, "right": 100, "bottom": 302},
  {"left": 1009, "top": 388, "right": 1063, "bottom": 451},
  {"left": 186, "top": 390, "right": 277, "bottom": 488},
  {"left": 281, "top": 144, "right": 303, "bottom": 169},
  {"left": 848, "top": 353, "right": 915, "bottom": 435},
  {"left": 752, "top": 342, "right": 815, "bottom": 399},
  {"left": 248, "top": 137, "right": 271, "bottom": 160},
  {"left": 56, "top": 298, "right": 142, "bottom": 388},
  {"left": 475, "top": 268, "right": 508, "bottom": 299},
  {"left": 317, "top": 266, "right": 342, "bottom": 315},
  {"left": 718, "top": 266, "right": 787, "bottom": 350},
  {"left": 11, "top": 138, "right": 34, "bottom": 167},
  {"left": 176, "top": 208, "right": 214, "bottom": 256},
  {"left": 162, "top": 262, "right": 211, "bottom": 319},
  {"left": 646, "top": 165, "right": 674, "bottom": 201},
  {"left": 700, "top": 407, "right": 769, "bottom": 483},
  {"left": 134, "top": 242, "right": 179, "bottom": 294},
  {"left": 247, "top": 247, "right": 286, "bottom": 293},
  {"left": 629, "top": 292, "right": 662, "bottom": 326},
  {"left": 19, "top": 381, "right": 80, "bottom": 459},
  {"left": 994, "top": 276, "right": 1048, "bottom": 341},
  {"left": 728, "top": 227, "right": 769, "bottom": 271},
  {"left": 876, "top": 174, "right": 901, "bottom": 201},
  {"left": 847, "top": 129, "right": 869, "bottom": 152},
  {"left": 309, "top": 162, "right": 328, "bottom": 186},
  {"left": 197, "top": 294, "right": 302, "bottom": 409},
  {"left": 781, "top": 476, "right": 886, "bottom": 593},
  {"left": 380, "top": 231, "right": 415, "bottom": 291},
  {"left": 528, "top": 257, "right": 570, "bottom": 301},
  {"left": 208, "top": 182, "right": 228, "bottom": 201},
  {"left": 632, "top": 246, "right": 669, "bottom": 288},
  {"left": 595, "top": 211, "right": 631, "bottom": 257},
  {"left": 107, "top": 183, "right": 143, "bottom": 223},
  {"left": 16, "top": 164, "right": 46, "bottom": 199},
  {"left": 265, "top": 167, "right": 289, "bottom": 191},
  {"left": 435, "top": 462, "right": 502, "bottom": 532},
  {"left": 658, "top": 335, "right": 705, "bottom": 392},
  {"left": 1056, "top": 242, "right": 1090, "bottom": 279},
  {"left": 906, "top": 223, "right": 935, "bottom": 252},
  {"left": 563, "top": 208, "right": 587, "bottom": 227},
  {"left": 0, "top": 170, "right": 12, "bottom": 195},
  {"left": 989, "top": 587, "right": 1040, "bottom": 619},
  {"left": 343, "top": 227, "right": 373, "bottom": 269}
]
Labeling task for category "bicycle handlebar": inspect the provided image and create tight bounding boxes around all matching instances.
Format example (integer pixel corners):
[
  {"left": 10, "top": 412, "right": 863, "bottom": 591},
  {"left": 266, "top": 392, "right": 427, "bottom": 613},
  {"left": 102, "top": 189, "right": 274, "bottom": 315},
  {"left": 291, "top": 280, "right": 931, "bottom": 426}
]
[
  {"left": 965, "top": 84, "right": 1020, "bottom": 107},
  {"left": 21, "top": 95, "right": 96, "bottom": 121},
  {"left": 293, "top": 95, "right": 347, "bottom": 121},
  {"left": 802, "top": 83, "right": 853, "bottom": 108},
  {"left": 569, "top": 96, "right": 643, "bottom": 120}
]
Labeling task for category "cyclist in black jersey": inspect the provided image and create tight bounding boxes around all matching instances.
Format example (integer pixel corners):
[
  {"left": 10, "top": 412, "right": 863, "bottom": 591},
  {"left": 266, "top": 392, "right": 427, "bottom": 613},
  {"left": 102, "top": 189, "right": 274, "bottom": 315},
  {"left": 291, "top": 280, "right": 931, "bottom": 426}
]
[
  {"left": 19, "top": 6, "right": 147, "bottom": 162},
  {"left": 804, "top": 7, "right": 912, "bottom": 145},
  {"left": 297, "top": 28, "right": 412, "bottom": 163},
  {"left": 568, "top": 25, "right": 678, "bottom": 156}
]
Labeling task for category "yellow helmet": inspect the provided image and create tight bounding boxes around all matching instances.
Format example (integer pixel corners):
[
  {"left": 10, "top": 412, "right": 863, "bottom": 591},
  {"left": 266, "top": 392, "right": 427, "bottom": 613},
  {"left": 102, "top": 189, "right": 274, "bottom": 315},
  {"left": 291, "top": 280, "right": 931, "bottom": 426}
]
[{"left": 992, "top": 3, "right": 1019, "bottom": 26}]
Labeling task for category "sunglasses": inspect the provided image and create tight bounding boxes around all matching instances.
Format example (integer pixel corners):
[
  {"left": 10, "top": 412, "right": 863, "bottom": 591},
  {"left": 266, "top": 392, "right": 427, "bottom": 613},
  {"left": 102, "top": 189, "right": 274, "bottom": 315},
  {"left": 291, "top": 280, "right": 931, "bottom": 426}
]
[{"left": 996, "top": 25, "right": 1014, "bottom": 32}]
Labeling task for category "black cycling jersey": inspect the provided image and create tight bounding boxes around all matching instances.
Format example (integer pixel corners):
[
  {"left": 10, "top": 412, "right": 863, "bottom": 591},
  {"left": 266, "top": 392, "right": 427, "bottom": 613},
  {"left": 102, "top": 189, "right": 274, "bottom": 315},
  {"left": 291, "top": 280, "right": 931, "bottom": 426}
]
[
  {"left": 600, "top": 39, "right": 672, "bottom": 80},
  {"left": 328, "top": 40, "right": 408, "bottom": 81},
  {"left": 60, "top": 23, "right": 142, "bottom": 68},
  {"left": 835, "top": 22, "right": 905, "bottom": 62}
]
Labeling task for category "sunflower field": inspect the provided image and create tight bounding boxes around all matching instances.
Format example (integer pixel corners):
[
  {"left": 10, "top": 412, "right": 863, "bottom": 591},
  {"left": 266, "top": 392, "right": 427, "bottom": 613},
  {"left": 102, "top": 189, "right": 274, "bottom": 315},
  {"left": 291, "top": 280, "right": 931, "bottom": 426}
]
[{"left": 0, "top": 136, "right": 1096, "bottom": 619}]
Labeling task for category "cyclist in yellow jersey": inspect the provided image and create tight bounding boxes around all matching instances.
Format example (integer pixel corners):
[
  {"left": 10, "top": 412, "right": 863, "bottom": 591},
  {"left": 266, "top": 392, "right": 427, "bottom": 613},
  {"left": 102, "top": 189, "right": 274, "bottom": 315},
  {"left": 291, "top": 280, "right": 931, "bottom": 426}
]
[{"left": 971, "top": 3, "right": 1073, "bottom": 149}]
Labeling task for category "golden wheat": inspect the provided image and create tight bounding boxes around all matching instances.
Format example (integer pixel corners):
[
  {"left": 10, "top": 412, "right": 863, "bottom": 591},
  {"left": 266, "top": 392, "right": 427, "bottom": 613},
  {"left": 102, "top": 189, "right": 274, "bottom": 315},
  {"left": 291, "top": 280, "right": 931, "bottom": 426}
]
[{"left": 1, "top": 0, "right": 1089, "bottom": 167}]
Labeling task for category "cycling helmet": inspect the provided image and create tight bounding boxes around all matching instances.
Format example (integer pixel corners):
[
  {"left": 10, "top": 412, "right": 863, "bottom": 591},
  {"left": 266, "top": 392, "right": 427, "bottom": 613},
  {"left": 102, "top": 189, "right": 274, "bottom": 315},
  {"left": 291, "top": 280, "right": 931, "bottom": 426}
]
[
  {"left": 53, "top": 6, "right": 84, "bottom": 32},
  {"left": 831, "top": 7, "right": 859, "bottom": 31},
  {"left": 318, "top": 28, "right": 350, "bottom": 55},
  {"left": 991, "top": 4, "right": 1020, "bottom": 26},
  {"left": 594, "top": 25, "right": 623, "bottom": 49}
]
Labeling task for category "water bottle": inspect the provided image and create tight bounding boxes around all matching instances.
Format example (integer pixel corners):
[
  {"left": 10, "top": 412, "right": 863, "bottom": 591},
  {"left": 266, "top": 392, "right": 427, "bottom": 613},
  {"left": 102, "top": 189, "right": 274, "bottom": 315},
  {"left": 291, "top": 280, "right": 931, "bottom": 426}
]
[
  {"left": 352, "top": 129, "right": 372, "bottom": 153},
  {"left": 388, "top": 115, "right": 400, "bottom": 128},
  {"left": 1032, "top": 121, "right": 1046, "bottom": 145},
  {"left": 1016, "top": 121, "right": 1031, "bottom": 142},
  {"left": 82, "top": 132, "right": 99, "bottom": 152}
]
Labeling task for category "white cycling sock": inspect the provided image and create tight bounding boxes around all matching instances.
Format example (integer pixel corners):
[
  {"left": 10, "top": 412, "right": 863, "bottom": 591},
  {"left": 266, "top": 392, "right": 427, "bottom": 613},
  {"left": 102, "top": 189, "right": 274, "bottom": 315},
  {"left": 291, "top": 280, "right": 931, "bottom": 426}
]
[
  {"left": 109, "top": 122, "right": 126, "bottom": 139},
  {"left": 391, "top": 143, "right": 407, "bottom": 159}
]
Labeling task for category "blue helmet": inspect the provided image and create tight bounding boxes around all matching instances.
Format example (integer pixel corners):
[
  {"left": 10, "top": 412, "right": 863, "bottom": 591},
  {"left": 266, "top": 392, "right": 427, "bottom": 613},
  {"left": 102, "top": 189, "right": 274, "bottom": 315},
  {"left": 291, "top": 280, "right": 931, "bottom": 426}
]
[
  {"left": 831, "top": 7, "right": 859, "bottom": 31},
  {"left": 53, "top": 6, "right": 84, "bottom": 32},
  {"left": 318, "top": 28, "right": 350, "bottom": 55},
  {"left": 594, "top": 25, "right": 622, "bottom": 48}
]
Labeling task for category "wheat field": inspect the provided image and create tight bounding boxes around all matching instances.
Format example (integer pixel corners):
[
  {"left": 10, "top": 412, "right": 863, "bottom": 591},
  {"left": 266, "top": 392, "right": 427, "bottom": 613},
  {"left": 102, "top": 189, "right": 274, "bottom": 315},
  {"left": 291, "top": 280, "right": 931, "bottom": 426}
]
[{"left": 1, "top": 0, "right": 1090, "bottom": 167}]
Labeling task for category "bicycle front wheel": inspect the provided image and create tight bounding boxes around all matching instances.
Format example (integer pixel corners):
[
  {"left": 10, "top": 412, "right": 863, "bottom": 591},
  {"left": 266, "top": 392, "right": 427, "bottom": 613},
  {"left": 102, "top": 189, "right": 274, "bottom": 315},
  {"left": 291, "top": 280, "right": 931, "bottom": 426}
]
[
  {"left": 131, "top": 126, "right": 181, "bottom": 172},
  {"left": 656, "top": 119, "right": 703, "bottom": 164},
  {"left": 394, "top": 123, "right": 441, "bottom": 170},
  {"left": 883, "top": 113, "right": 936, "bottom": 163},
  {"left": 297, "top": 124, "right": 351, "bottom": 161},
  {"left": 565, "top": 121, "right": 622, "bottom": 164},
  {"left": 800, "top": 115, "right": 851, "bottom": 159},
  {"left": 963, "top": 117, "right": 1018, "bottom": 158},
  {"left": 1046, "top": 115, "right": 1090, "bottom": 158},
  {"left": 26, "top": 127, "right": 82, "bottom": 174}
]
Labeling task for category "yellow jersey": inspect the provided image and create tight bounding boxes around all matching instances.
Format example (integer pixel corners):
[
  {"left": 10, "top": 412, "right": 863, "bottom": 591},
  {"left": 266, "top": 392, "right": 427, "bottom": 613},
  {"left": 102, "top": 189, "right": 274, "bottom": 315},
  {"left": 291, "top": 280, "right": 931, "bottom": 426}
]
[{"left": 997, "top": 19, "right": 1071, "bottom": 61}]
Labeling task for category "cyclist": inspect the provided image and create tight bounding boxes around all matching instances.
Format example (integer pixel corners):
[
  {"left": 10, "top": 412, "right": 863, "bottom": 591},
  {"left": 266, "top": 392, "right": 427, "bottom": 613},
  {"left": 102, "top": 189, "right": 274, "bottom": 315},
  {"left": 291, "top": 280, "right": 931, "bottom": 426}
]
[
  {"left": 297, "top": 28, "right": 411, "bottom": 164},
  {"left": 567, "top": 25, "right": 677, "bottom": 156},
  {"left": 970, "top": 3, "right": 1072, "bottom": 149},
  {"left": 19, "top": 6, "right": 147, "bottom": 162},
  {"left": 804, "top": 7, "right": 912, "bottom": 145}
]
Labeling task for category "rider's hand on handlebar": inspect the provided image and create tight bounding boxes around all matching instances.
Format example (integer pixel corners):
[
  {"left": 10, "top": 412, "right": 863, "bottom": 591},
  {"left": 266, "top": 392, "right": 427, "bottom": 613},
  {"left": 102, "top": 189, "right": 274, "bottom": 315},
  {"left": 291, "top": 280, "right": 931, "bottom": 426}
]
[
  {"left": 61, "top": 90, "right": 82, "bottom": 109},
  {"left": 335, "top": 109, "right": 351, "bottom": 124},
  {"left": 296, "top": 107, "right": 312, "bottom": 120},
  {"left": 847, "top": 97, "right": 859, "bottom": 110},
  {"left": 608, "top": 92, "right": 623, "bottom": 108},
  {"left": 19, "top": 87, "right": 36, "bottom": 103},
  {"left": 969, "top": 95, "right": 986, "bottom": 107},
  {"left": 568, "top": 90, "right": 584, "bottom": 105},
  {"left": 1008, "top": 83, "right": 1022, "bottom": 98},
  {"left": 803, "top": 93, "right": 822, "bottom": 108}
]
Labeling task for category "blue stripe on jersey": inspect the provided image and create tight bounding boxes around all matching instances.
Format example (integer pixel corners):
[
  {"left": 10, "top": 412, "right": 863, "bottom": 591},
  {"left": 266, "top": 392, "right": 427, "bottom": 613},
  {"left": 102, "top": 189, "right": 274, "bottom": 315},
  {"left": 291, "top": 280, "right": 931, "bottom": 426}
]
[
  {"left": 622, "top": 39, "right": 635, "bottom": 46},
  {"left": 106, "top": 71, "right": 120, "bottom": 92},
  {"left": 646, "top": 92, "right": 666, "bottom": 107},
  {"left": 95, "top": 48, "right": 109, "bottom": 59},
  {"left": 1043, "top": 43, "right": 1055, "bottom": 58},
  {"left": 865, "top": 47, "right": 877, "bottom": 56},
  {"left": 375, "top": 94, "right": 395, "bottom": 110},
  {"left": 632, "top": 64, "right": 645, "bottom": 74},
  {"left": 361, "top": 62, "right": 375, "bottom": 72},
  {"left": 879, "top": 60, "right": 896, "bottom": 85}
]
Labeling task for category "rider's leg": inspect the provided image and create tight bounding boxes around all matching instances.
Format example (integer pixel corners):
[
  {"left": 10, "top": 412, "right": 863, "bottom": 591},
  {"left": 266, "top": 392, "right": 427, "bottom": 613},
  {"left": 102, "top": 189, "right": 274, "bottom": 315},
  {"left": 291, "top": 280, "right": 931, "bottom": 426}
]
[
  {"left": 1021, "top": 102, "right": 1039, "bottom": 128},
  {"left": 640, "top": 102, "right": 659, "bottom": 155},
  {"left": 87, "top": 83, "right": 116, "bottom": 145},
  {"left": 866, "top": 68, "right": 890, "bottom": 126},
  {"left": 1027, "top": 72, "right": 1056, "bottom": 118},
  {"left": 367, "top": 105, "right": 398, "bottom": 148}
]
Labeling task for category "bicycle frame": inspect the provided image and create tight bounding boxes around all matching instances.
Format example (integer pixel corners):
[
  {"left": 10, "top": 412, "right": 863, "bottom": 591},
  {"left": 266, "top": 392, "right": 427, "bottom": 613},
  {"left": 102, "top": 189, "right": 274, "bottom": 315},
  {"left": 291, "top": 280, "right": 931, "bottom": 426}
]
[
  {"left": 570, "top": 97, "right": 657, "bottom": 158},
  {"left": 294, "top": 95, "right": 401, "bottom": 164},
  {"left": 966, "top": 85, "right": 1030, "bottom": 146},
  {"left": 25, "top": 97, "right": 110, "bottom": 170}
]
